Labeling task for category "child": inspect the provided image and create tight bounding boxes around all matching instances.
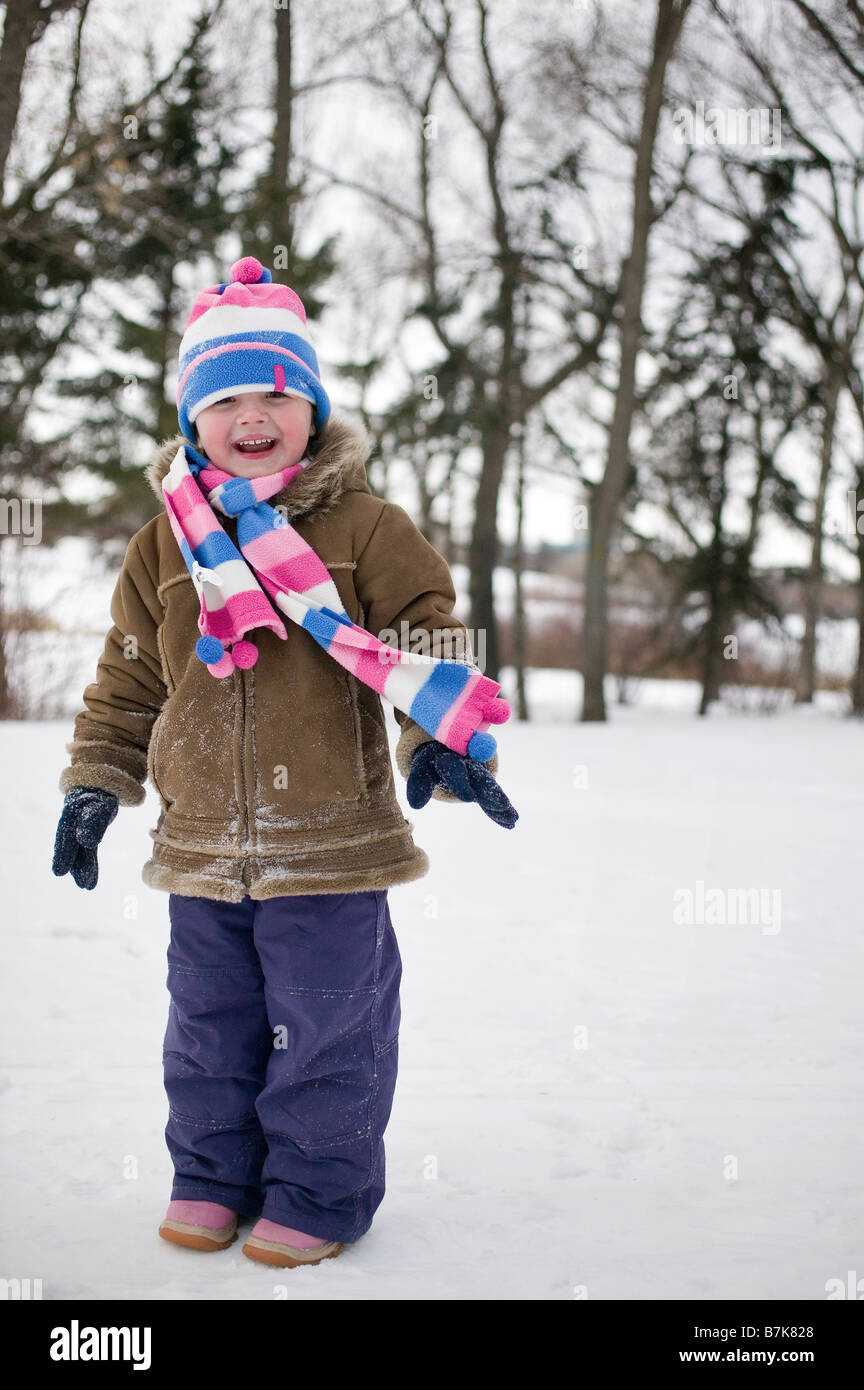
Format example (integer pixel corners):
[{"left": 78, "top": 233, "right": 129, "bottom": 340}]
[{"left": 52, "top": 256, "right": 518, "bottom": 1269}]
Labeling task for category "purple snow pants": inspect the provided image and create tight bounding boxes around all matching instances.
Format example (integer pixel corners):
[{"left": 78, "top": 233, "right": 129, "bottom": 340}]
[{"left": 162, "top": 890, "right": 402, "bottom": 1244}]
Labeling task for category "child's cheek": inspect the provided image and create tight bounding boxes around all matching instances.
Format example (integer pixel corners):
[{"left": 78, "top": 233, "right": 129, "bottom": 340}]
[{"left": 205, "top": 443, "right": 233, "bottom": 471}]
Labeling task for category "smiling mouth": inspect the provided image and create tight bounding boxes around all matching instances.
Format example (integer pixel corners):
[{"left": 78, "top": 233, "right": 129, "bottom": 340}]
[{"left": 233, "top": 437, "right": 278, "bottom": 454}]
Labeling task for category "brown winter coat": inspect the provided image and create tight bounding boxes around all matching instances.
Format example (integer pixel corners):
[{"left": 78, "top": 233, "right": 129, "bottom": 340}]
[{"left": 58, "top": 414, "right": 499, "bottom": 900}]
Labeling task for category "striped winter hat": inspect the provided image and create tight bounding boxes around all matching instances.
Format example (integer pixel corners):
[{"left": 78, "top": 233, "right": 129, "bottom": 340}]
[{"left": 176, "top": 256, "right": 331, "bottom": 442}]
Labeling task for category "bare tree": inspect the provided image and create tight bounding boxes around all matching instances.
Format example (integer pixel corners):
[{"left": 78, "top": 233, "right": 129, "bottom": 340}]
[
  {"left": 580, "top": 0, "right": 692, "bottom": 721},
  {"left": 710, "top": 0, "right": 864, "bottom": 703},
  {"left": 852, "top": 453, "right": 864, "bottom": 716},
  {"left": 0, "top": 0, "right": 87, "bottom": 191},
  {"left": 303, "top": 0, "right": 617, "bottom": 678}
]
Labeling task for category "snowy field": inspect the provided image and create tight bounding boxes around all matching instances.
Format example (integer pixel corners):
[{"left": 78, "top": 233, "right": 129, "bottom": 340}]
[{"left": 1, "top": 672, "right": 862, "bottom": 1301}]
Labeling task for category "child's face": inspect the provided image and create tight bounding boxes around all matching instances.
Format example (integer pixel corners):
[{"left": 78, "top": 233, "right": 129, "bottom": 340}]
[{"left": 194, "top": 391, "right": 314, "bottom": 476}]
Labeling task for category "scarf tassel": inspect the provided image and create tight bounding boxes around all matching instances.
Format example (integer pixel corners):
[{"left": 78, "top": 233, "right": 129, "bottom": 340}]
[{"left": 195, "top": 634, "right": 258, "bottom": 677}]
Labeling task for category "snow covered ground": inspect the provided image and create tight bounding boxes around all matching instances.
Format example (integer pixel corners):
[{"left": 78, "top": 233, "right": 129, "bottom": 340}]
[{"left": 1, "top": 672, "right": 862, "bottom": 1301}]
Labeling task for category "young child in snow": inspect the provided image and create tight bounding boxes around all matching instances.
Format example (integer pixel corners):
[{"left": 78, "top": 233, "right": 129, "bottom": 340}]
[{"left": 52, "top": 256, "right": 518, "bottom": 1268}]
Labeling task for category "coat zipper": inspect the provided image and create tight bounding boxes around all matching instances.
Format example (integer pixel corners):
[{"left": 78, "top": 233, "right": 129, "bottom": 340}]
[
  {"left": 227, "top": 510, "right": 253, "bottom": 868},
  {"left": 235, "top": 666, "right": 249, "bottom": 848}
]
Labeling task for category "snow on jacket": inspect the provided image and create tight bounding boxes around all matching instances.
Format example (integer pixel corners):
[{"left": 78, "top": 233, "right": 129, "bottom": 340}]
[{"left": 58, "top": 414, "right": 498, "bottom": 901}]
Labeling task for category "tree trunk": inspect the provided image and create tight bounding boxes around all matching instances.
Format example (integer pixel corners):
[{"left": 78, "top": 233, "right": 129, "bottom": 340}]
[
  {"left": 416, "top": 457, "right": 433, "bottom": 537},
  {"left": 795, "top": 370, "right": 841, "bottom": 703},
  {"left": 271, "top": 0, "right": 296, "bottom": 262},
  {"left": 698, "top": 596, "right": 729, "bottom": 716},
  {"left": 697, "top": 510, "right": 725, "bottom": 716},
  {"left": 744, "top": 405, "right": 771, "bottom": 560},
  {"left": 851, "top": 462, "right": 864, "bottom": 716},
  {"left": 468, "top": 422, "right": 510, "bottom": 681},
  {"left": 581, "top": 0, "right": 690, "bottom": 722},
  {"left": 155, "top": 264, "right": 177, "bottom": 442},
  {"left": 0, "top": 540, "right": 12, "bottom": 718},
  {"left": 441, "top": 468, "right": 455, "bottom": 562},
  {"left": 512, "top": 425, "right": 528, "bottom": 719},
  {"left": 0, "top": 0, "right": 42, "bottom": 193},
  {"left": 700, "top": 403, "right": 772, "bottom": 715}
]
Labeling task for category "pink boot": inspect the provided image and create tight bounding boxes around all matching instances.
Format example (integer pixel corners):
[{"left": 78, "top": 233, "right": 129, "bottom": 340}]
[
  {"left": 242, "top": 1217, "right": 344, "bottom": 1268},
  {"left": 159, "top": 1199, "right": 238, "bottom": 1252}
]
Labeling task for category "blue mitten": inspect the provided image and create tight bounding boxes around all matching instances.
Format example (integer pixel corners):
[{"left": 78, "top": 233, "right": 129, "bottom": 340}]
[
  {"left": 406, "top": 740, "right": 519, "bottom": 829},
  {"left": 52, "top": 786, "right": 119, "bottom": 890}
]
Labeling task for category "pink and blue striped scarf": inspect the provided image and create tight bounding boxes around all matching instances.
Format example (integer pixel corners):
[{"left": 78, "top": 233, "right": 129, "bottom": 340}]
[{"left": 161, "top": 445, "right": 510, "bottom": 761}]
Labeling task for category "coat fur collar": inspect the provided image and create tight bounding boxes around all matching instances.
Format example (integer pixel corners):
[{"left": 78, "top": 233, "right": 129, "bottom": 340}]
[{"left": 144, "top": 414, "right": 374, "bottom": 523}]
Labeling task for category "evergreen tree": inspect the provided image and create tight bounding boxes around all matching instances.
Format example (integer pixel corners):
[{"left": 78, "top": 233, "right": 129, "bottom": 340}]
[
  {"left": 637, "top": 161, "right": 811, "bottom": 712},
  {"left": 44, "top": 45, "right": 241, "bottom": 550}
]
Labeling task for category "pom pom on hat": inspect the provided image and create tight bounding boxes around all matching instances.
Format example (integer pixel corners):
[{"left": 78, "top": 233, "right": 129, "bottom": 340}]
[{"left": 229, "top": 256, "right": 272, "bottom": 284}]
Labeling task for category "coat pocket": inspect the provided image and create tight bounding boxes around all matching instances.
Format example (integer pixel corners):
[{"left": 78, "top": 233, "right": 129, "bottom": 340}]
[
  {"left": 146, "top": 676, "right": 240, "bottom": 819},
  {"left": 254, "top": 643, "right": 366, "bottom": 818}
]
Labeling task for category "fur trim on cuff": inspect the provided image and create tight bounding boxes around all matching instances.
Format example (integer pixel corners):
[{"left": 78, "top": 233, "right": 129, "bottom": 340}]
[
  {"left": 394, "top": 718, "right": 500, "bottom": 804},
  {"left": 58, "top": 763, "right": 146, "bottom": 807}
]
